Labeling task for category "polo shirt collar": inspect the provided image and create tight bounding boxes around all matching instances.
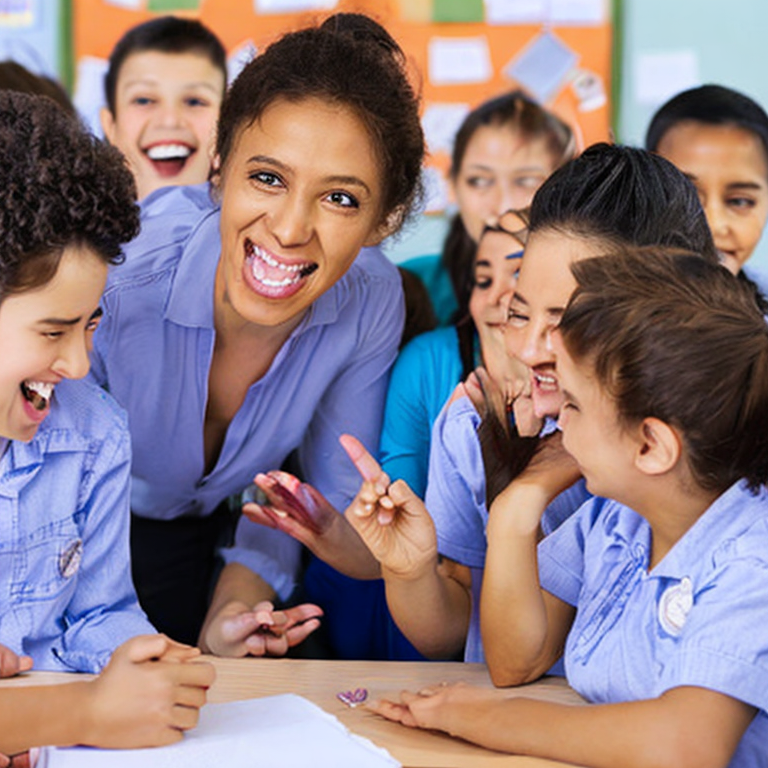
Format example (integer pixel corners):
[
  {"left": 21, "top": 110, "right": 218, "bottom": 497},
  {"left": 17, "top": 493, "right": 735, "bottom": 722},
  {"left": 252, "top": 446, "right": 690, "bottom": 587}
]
[{"left": 651, "top": 480, "right": 766, "bottom": 579}]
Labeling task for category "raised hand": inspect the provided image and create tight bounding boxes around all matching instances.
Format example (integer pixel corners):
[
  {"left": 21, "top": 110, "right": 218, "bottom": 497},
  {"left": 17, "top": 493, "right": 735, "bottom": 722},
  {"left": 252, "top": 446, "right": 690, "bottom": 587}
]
[
  {"left": 242, "top": 471, "right": 336, "bottom": 540},
  {"left": 508, "top": 431, "right": 581, "bottom": 501},
  {"left": 201, "top": 600, "right": 323, "bottom": 658},
  {"left": 340, "top": 434, "right": 437, "bottom": 578}
]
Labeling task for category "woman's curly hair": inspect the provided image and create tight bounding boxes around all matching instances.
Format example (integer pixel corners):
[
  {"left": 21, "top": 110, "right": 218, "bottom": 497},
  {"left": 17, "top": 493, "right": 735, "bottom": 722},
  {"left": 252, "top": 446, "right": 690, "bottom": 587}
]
[{"left": 0, "top": 91, "right": 139, "bottom": 297}]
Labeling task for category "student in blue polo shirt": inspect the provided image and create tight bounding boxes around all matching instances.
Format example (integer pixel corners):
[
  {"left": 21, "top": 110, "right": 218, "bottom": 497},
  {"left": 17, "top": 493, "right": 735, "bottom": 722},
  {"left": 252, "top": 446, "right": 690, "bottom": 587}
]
[{"left": 369, "top": 248, "right": 768, "bottom": 768}]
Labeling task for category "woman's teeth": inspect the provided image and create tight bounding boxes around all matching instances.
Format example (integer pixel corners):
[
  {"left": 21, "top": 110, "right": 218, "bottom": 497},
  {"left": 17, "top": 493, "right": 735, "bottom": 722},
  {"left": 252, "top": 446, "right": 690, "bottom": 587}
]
[
  {"left": 249, "top": 243, "right": 318, "bottom": 284},
  {"left": 21, "top": 381, "right": 54, "bottom": 411}
]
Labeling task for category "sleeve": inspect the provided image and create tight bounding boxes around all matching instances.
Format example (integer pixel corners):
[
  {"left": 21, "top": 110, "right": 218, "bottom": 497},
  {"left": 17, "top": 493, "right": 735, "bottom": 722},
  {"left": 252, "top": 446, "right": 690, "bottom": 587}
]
[
  {"left": 225, "top": 252, "right": 405, "bottom": 599},
  {"left": 222, "top": 524, "right": 304, "bottom": 602},
  {"left": 54, "top": 420, "right": 155, "bottom": 673},
  {"left": 378, "top": 337, "right": 433, "bottom": 498},
  {"left": 425, "top": 396, "right": 488, "bottom": 568},
  {"left": 297, "top": 255, "right": 405, "bottom": 513},
  {"left": 658, "top": 539, "right": 768, "bottom": 714},
  {"left": 537, "top": 497, "right": 606, "bottom": 607}
]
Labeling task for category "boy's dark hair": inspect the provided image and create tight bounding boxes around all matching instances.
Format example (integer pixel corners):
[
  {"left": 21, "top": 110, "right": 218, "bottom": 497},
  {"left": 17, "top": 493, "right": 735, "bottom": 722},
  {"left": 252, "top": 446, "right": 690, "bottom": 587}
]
[
  {"left": 215, "top": 12, "right": 424, "bottom": 234},
  {"left": 0, "top": 91, "right": 139, "bottom": 297},
  {"left": 645, "top": 84, "right": 768, "bottom": 169},
  {"left": 561, "top": 247, "right": 768, "bottom": 493},
  {"left": 104, "top": 16, "right": 227, "bottom": 115},
  {"left": 480, "top": 144, "right": 719, "bottom": 506},
  {"left": 446, "top": 90, "right": 575, "bottom": 375},
  {"left": 0, "top": 60, "right": 75, "bottom": 115}
]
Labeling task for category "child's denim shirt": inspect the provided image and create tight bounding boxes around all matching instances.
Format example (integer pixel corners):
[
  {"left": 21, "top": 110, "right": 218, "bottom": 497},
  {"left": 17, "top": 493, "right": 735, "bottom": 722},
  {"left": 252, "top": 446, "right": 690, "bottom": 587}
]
[{"left": 0, "top": 379, "right": 154, "bottom": 673}]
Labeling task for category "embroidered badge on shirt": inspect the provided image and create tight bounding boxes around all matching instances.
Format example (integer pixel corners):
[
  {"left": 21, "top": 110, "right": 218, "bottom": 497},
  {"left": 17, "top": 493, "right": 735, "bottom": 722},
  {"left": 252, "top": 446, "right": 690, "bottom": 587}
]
[
  {"left": 59, "top": 539, "right": 83, "bottom": 579},
  {"left": 658, "top": 576, "right": 693, "bottom": 637}
]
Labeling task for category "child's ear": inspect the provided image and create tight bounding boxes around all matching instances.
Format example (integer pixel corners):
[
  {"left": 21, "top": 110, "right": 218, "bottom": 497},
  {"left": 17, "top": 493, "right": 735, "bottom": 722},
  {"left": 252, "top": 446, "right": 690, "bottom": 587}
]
[
  {"left": 363, "top": 207, "right": 403, "bottom": 247},
  {"left": 99, "top": 107, "right": 116, "bottom": 144},
  {"left": 634, "top": 417, "right": 681, "bottom": 476},
  {"left": 209, "top": 154, "right": 222, "bottom": 190}
]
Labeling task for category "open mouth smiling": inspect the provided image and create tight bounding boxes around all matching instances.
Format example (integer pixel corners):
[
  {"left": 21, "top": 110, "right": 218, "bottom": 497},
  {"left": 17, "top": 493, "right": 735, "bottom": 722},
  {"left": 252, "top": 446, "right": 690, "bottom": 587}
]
[
  {"left": 144, "top": 142, "right": 195, "bottom": 177},
  {"left": 20, "top": 380, "right": 54, "bottom": 412},
  {"left": 244, "top": 239, "right": 318, "bottom": 298}
]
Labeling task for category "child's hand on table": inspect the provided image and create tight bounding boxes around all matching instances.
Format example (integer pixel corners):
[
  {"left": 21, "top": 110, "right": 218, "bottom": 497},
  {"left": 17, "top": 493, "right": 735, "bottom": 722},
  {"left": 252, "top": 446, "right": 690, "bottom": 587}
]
[{"left": 81, "top": 634, "right": 215, "bottom": 749}]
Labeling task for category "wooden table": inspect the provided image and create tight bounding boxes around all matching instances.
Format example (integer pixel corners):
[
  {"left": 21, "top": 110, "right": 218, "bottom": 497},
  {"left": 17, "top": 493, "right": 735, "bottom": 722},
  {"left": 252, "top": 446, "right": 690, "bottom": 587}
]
[{"left": 5, "top": 658, "right": 587, "bottom": 768}]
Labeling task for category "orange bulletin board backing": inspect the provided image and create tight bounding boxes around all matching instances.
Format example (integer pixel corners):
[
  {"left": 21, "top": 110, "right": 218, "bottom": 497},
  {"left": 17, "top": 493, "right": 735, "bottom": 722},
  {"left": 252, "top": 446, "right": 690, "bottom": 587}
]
[{"left": 73, "top": 0, "right": 611, "bottom": 208}]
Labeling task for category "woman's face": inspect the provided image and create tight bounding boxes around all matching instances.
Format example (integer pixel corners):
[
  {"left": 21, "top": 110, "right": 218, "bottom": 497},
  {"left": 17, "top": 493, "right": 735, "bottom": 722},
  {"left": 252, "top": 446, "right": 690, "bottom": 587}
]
[
  {"left": 656, "top": 121, "right": 768, "bottom": 274},
  {"left": 470, "top": 228, "right": 524, "bottom": 391},
  {"left": 215, "top": 96, "right": 387, "bottom": 331},
  {"left": 452, "top": 124, "right": 557, "bottom": 242},
  {"left": 504, "top": 228, "right": 607, "bottom": 419}
]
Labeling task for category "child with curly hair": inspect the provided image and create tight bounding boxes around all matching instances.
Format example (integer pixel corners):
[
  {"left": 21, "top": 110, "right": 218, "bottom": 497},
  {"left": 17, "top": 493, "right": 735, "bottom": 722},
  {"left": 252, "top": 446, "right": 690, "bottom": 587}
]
[{"left": 0, "top": 91, "right": 213, "bottom": 763}]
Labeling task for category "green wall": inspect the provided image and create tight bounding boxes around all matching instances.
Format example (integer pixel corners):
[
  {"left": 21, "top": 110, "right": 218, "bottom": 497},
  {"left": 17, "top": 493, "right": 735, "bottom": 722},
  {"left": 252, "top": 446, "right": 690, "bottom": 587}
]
[{"left": 616, "top": 0, "right": 768, "bottom": 281}]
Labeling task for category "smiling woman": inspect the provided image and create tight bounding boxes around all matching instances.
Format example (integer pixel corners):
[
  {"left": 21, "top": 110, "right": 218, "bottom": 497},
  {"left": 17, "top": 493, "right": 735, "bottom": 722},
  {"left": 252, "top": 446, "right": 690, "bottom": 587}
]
[{"left": 88, "top": 12, "right": 425, "bottom": 657}]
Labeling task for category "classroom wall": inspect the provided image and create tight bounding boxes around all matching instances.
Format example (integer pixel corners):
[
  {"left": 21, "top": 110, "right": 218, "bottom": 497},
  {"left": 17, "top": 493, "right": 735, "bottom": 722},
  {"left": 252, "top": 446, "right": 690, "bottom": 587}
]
[
  {"left": 3, "top": 1, "right": 768, "bottom": 278},
  {"left": 67, "top": 0, "right": 612, "bottom": 264},
  {"left": 616, "top": 0, "right": 768, "bottom": 283},
  {"left": 0, "top": 0, "right": 69, "bottom": 83}
]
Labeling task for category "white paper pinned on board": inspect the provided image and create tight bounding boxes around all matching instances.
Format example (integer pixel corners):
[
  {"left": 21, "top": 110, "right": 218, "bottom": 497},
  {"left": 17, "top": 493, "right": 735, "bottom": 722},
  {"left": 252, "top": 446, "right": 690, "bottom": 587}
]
[
  {"left": 254, "top": 0, "right": 337, "bottom": 13},
  {"left": 505, "top": 30, "right": 579, "bottom": 103},
  {"left": 227, "top": 40, "right": 258, "bottom": 85},
  {"left": 103, "top": 0, "right": 142, "bottom": 8},
  {"left": 422, "top": 102, "right": 471, "bottom": 154},
  {"left": 72, "top": 55, "right": 109, "bottom": 138},
  {"left": 486, "top": 0, "right": 606, "bottom": 25},
  {"left": 551, "top": 0, "right": 607, "bottom": 25},
  {"left": 634, "top": 50, "right": 700, "bottom": 106},
  {"left": 485, "top": 0, "right": 546, "bottom": 25},
  {"left": 421, "top": 166, "right": 451, "bottom": 212},
  {"left": 571, "top": 68, "right": 607, "bottom": 111},
  {"left": 428, "top": 37, "right": 492, "bottom": 86}
]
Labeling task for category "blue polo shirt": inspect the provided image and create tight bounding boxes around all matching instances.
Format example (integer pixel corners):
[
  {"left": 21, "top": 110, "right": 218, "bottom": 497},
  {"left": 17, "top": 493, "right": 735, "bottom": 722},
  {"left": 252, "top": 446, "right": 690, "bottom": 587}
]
[
  {"left": 0, "top": 380, "right": 154, "bottom": 673},
  {"left": 540, "top": 482, "right": 768, "bottom": 767},
  {"left": 89, "top": 184, "right": 404, "bottom": 599},
  {"left": 426, "top": 395, "right": 589, "bottom": 662}
]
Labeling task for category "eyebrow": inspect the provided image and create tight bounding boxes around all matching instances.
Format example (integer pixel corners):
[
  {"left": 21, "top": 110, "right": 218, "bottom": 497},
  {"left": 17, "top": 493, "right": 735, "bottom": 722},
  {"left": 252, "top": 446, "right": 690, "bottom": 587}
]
[
  {"left": 123, "top": 78, "right": 221, "bottom": 93},
  {"left": 38, "top": 316, "right": 82, "bottom": 327},
  {"left": 509, "top": 291, "right": 564, "bottom": 317},
  {"left": 726, "top": 181, "right": 766, "bottom": 191},
  {"left": 247, "top": 155, "right": 371, "bottom": 194},
  {"left": 685, "top": 172, "right": 765, "bottom": 191},
  {"left": 38, "top": 307, "right": 102, "bottom": 327}
]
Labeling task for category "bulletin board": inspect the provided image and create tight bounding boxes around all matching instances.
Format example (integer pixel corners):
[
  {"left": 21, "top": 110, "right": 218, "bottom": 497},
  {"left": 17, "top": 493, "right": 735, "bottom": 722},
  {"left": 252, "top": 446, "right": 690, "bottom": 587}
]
[{"left": 72, "top": 0, "right": 612, "bottom": 210}]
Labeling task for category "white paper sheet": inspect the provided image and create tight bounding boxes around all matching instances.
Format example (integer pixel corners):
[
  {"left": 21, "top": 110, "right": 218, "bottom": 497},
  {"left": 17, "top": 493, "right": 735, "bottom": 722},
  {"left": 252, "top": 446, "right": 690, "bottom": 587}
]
[
  {"left": 254, "top": 0, "right": 337, "bottom": 13},
  {"left": 550, "top": 0, "right": 607, "bottom": 25},
  {"left": 505, "top": 30, "right": 579, "bottom": 103},
  {"left": 422, "top": 102, "right": 470, "bottom": 154},
  {"left": 36, "top": 694, "right": 401, "bottom": 768},
  {"left": 72, "top": 55, "right": 109, "bottom": 139},
  {"left": 634, "top": 50, "right": 700, "bottom": 106},
  {"left": 485, "top": 0, "right": 547, "bottom": 25},
  {"left": 428, "top": 37, "right": 492, "bottom": 86}
]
